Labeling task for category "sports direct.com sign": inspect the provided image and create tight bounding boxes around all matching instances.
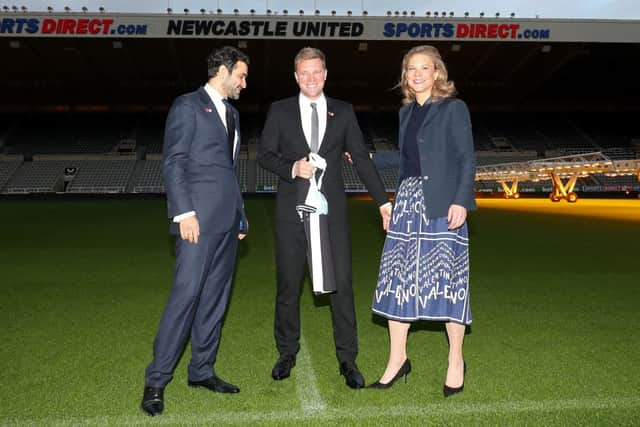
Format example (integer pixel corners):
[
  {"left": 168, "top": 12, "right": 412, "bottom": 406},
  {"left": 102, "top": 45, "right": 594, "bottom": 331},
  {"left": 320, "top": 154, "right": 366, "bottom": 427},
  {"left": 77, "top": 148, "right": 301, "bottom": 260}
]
[{"left": 0, "top": 13, "right": 638, "bottom": 43}]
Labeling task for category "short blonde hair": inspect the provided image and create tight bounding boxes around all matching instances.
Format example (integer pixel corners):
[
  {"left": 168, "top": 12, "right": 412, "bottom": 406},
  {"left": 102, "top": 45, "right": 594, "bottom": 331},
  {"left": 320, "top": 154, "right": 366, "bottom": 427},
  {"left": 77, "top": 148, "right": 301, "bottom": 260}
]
[
  {"left": 294, "top": 47, "right": 326, "bottom": 70},
  {"left": 399, "top": 45, "right": 456, "bottom": 104}
]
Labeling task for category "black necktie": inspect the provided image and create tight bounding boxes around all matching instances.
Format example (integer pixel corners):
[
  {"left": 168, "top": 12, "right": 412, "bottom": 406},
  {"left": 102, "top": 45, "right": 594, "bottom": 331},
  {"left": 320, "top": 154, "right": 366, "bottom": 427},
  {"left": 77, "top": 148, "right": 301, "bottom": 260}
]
[{"left": 222, "top": 99, "right": 235, "bottom": 159}]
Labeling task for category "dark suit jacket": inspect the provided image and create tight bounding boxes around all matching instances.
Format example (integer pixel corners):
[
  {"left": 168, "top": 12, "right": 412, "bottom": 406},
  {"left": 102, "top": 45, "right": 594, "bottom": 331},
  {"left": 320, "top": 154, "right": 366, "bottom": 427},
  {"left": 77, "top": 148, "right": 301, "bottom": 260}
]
[
  {"left": 163, "top": 87, "right": 246, "bottom": 235},
  {"left": 258, "top": 95, "right": 388, "bottom": 224},
  {"left": 375, "top": 97, "right": 477, "bottom": 219}
]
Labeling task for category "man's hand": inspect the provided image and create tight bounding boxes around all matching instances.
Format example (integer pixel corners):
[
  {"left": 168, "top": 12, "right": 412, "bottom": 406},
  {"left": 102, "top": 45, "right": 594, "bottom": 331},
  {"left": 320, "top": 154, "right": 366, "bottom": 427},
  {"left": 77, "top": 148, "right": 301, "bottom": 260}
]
[
  {"left": 179, "top": 215, "right": 200, "bottom": 244},
  {"left": 379, "top": 203, "right": 392, "bottom": 231},
  {"left": 447, "top": 204, "right": 467, "bottom": 230},
  {"left": 239, "top": 219, "right": 248, "bottom": 240},
  {"left": 344, "top": 151, "right": 353, "bottom": 164},
  {"left": 294, "top": 157, "right": 317, "bottom": 179}
]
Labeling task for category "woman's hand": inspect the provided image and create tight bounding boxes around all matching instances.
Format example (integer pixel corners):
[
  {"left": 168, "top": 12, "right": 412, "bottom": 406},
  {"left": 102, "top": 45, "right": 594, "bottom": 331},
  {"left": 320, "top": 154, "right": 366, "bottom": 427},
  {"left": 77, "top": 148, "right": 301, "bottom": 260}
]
[{"left": 447, "top": 204, "right": 467, "bottom": 230}]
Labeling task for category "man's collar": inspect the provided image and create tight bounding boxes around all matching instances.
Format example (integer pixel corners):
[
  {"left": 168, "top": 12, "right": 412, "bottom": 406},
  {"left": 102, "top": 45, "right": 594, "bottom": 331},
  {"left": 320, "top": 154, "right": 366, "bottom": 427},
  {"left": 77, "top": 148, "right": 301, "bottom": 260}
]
[
  {"left": 299, "top": 93, "right": 326, "bottom": 105},
  {"left": 204, "top": 83, "right": 225, "bottom": 103}
]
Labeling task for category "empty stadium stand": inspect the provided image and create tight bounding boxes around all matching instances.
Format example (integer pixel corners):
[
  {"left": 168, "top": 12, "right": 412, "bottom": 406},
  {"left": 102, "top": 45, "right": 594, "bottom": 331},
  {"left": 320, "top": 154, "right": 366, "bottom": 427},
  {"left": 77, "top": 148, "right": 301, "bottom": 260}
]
[
  {"left": 133, "top": 159, "right": 164, "bottom": 193},
  {"left": 0, "top": 111, "right": 637, "bottom": 195}
]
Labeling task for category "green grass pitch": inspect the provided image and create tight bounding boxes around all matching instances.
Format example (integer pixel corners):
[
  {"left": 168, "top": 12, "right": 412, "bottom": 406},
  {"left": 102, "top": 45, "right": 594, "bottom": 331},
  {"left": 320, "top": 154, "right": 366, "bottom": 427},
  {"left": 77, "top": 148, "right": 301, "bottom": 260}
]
[{"left": 0, "top": 197, "right": 639, "bottom": 426}]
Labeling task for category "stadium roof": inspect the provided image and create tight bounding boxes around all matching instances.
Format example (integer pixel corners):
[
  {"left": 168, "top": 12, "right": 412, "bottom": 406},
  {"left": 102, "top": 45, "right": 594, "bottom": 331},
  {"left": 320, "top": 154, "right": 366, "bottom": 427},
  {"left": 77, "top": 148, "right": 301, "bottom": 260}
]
[{"left": 13, "top": 1, "right": 640, "bottom": 19}]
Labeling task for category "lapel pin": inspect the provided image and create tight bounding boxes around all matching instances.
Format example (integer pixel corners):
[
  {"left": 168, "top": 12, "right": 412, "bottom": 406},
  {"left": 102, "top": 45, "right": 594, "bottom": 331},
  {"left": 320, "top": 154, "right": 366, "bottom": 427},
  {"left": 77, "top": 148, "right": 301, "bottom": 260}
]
[
  {"left": 328, "top": 111, "right": 334, "bottom": 117},
  {"left": 205, "top": 107, "right": 212, "bottom": 113}
]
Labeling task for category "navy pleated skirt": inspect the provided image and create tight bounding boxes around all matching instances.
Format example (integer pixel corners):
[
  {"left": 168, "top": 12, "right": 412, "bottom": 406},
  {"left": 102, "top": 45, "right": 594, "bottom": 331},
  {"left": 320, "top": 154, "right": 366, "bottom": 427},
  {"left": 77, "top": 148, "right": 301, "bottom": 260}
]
[{"left": 372, "top": 177, "right": 472, "bottom": 324}]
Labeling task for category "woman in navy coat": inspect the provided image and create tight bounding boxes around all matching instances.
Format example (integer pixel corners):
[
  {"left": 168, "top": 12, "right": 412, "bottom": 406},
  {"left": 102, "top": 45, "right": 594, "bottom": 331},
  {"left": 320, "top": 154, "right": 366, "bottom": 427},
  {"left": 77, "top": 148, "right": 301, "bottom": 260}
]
[{"left": 369, "top": 45, "right": 476, "bottom": 397}]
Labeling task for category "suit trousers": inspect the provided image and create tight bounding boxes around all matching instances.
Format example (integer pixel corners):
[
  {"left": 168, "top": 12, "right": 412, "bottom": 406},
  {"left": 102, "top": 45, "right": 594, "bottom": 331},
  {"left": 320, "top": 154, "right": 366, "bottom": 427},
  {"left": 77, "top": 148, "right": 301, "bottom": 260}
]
[
  {"left": 274, "top": 219, "right": 358, "bottom": 363},
  {"left": 145, "top": 228, "right": 238, "bottom": 387}
]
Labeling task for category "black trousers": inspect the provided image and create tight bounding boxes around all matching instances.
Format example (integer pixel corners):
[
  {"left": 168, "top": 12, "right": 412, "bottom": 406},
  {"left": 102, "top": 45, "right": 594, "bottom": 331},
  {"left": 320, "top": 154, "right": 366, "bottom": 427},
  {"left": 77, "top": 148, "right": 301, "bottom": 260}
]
[{"left": 274, "top": 219, "right": 358, "bottom": 364}]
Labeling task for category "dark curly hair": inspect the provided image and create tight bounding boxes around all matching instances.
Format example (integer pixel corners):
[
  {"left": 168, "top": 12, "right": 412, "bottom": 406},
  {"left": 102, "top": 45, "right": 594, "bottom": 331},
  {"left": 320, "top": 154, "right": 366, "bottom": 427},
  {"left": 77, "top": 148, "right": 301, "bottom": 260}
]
[{"left": 207, "top": 46, "right": 250, "bottom": 78}]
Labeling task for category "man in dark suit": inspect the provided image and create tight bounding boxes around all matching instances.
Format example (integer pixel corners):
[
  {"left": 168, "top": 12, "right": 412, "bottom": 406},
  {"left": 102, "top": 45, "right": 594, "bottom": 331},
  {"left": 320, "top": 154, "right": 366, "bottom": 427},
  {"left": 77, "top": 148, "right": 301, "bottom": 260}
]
[
  {"left": 258, "top": 47, "right": 391, "bottom": 389},
  {"left": 141, "top": 46, "right": 249, "bottom": 416}
]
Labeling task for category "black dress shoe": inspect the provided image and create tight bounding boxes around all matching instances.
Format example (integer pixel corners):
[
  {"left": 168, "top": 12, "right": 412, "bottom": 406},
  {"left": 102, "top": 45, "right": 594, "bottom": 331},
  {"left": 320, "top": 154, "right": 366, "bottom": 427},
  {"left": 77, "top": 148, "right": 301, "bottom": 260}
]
[
  {"left": 367, "top": 359, "right": 412, "bottom": 389},
  {"left": 443, "top": 361, "right": 466, "bottom": 398},
  {"left": 272, "top": 354, "right": 296, "bottom": 380},
  {"left": 140, "top": 386, "right": 164, "bottom": 416},
  {"left": 340, "top": 362, "right": 365, "bottom": 389},
  {"left": 188, "top": 376, "right": 240, "bottom": 393}
]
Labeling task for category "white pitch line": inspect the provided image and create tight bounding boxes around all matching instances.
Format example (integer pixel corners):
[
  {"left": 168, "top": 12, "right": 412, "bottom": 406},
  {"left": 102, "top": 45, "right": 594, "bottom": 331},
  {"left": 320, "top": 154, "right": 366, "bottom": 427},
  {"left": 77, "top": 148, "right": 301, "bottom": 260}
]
[
  {"left": 294, "top": 334, "right": 327, "bottom": 415},
  {"left": 3, "top": 396, "right": 639, "bottom": 426}
]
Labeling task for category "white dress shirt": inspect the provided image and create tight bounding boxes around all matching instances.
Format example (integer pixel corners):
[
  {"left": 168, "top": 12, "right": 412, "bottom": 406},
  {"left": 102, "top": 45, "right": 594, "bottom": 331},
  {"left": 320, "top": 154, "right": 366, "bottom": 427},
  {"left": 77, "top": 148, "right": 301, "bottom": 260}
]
[
  {"left": 292, "top": 93, "right": 327, "bottom": 178},
  {"left": 173, "top": 84, "right": 238, "bottom": 223}
]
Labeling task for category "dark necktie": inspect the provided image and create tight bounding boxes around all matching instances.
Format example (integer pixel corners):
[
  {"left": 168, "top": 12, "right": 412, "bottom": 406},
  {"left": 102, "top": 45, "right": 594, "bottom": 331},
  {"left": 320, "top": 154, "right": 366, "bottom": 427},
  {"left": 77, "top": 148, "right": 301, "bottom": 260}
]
[
  {"left": 310, "top": 102, "right": 319, "bottom": 153},
  {"left": 222, "top": 99, "right": 235, "bottom": 159}
]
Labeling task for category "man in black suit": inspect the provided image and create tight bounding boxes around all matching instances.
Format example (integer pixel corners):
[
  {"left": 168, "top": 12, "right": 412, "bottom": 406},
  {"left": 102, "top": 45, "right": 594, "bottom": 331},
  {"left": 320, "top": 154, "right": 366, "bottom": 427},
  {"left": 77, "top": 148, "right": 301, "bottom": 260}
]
[
  {"left": 258, "top": 47, "right": 391, "bottom": 389},
  {"left": 141, "top": 46, "right": 249, "bottom": 416}
]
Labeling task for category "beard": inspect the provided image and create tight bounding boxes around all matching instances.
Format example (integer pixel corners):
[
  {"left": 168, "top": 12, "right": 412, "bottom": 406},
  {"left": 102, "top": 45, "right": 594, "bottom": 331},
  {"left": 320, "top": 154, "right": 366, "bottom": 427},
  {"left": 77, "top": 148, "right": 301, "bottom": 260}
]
[{"left": 223, "top": 76, "right": 241, "bottom": 100}]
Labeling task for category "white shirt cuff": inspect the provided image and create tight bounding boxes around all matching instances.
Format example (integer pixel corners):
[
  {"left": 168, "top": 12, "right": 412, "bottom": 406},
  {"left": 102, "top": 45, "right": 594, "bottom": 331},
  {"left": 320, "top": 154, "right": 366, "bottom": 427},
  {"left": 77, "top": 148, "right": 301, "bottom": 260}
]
[{"left": 173, "top": 211, "right": 196, "bottom": 223}]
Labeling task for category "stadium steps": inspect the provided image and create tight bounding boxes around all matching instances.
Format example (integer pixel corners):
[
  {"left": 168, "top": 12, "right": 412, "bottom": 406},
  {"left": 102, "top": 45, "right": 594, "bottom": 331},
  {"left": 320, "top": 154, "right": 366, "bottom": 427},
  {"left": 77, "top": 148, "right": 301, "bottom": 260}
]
[
  {"left": 244, "top": 159, "right": 258, "bottom": 193},
  {"left": 126, "top": 160, "right": 147, "bottom": 193}
]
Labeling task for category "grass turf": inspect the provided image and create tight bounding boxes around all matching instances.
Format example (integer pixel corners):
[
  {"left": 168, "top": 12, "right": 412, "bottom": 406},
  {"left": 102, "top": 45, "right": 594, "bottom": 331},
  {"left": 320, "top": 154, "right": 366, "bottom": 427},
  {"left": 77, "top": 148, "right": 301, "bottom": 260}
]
[{"left": 0, "top": 197, "right": 639, "bottom": 426}]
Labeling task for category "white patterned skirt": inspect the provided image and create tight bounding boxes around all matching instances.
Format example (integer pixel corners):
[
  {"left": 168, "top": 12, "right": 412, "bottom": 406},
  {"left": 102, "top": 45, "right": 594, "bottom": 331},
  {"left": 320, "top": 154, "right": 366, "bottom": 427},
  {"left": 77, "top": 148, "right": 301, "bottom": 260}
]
[{"left": 372, "top": 177, "right": 472, "bottom": 324}]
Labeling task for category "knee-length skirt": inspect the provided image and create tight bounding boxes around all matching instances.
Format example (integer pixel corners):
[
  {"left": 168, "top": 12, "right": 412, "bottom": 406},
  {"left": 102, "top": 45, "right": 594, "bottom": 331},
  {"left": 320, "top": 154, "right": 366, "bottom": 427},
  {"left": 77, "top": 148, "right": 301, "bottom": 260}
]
[{"left": 372, "top": 177, "right": 472, "bottom": 324}]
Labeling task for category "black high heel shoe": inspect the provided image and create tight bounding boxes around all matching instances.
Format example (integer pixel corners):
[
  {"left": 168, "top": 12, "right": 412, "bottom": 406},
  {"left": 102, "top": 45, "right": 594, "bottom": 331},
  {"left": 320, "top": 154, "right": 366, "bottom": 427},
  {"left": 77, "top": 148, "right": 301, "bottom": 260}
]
[
  {"left": 367, "top": 359, "right": 412, "bottom": 389},
  {"left": 443, "top": 361, "right": 466, "bottom": 398}
]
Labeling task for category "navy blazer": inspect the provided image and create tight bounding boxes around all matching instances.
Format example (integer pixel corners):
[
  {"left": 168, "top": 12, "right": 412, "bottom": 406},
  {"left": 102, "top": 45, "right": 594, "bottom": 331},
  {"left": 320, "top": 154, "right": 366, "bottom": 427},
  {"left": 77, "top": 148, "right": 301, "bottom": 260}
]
[
  {"left": 162, "top": 87, "right": 246, "bottom": 235},
  {"left": 375, "top": 97, "right": 476, "bottom": 219}
]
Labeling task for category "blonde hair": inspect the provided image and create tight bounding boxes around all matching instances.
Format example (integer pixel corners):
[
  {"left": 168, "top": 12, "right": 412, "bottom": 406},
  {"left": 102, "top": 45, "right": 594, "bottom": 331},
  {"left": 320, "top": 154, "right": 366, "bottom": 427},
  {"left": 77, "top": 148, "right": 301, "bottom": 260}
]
[
  {"left": 294, "top": 47, "right": 326, "bottom": 70},
  {"left": 399, "top": 45, "right": 456, "bottom": 105}
]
